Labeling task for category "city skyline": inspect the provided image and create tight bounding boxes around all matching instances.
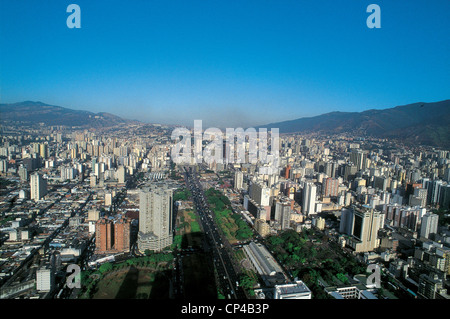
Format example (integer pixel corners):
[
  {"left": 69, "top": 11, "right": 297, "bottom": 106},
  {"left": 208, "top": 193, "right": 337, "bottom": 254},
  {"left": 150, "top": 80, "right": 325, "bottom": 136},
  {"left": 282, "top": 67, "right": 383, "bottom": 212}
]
[
  {"left": 1, "top": 0, "right": 449, "bottom": 127},
  {"left": 2, "top": 0, "right": 450, "bottom": 306}
]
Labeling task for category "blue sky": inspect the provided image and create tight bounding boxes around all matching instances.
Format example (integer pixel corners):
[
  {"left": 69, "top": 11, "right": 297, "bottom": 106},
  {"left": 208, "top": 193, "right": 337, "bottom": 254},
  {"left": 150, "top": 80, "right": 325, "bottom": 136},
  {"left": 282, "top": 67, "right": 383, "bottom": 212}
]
[{"left": 1, "top": 0, "right": 449, "bottom": 128}]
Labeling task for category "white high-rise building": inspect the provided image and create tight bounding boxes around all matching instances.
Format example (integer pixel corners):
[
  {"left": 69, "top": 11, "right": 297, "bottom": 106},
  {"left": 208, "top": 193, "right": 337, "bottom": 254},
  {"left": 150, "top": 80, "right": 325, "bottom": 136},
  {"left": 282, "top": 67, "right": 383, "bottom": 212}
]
[
  {"left": 117, "top": 165, "right": 126, "bottom": 184},
  {"left": 36, "top": 267, "right": 54, "bottom": 292},
  {"left": 420, "top": 213, "right": 439, "bottom": 239},
  {"left": 302, "top": 182, "right": 317, "bottom": 216},
  {"left": 30, "top": 173, "right": 47, "bottom": 201},
  {"left": 138, "top": 184, "right": 173, "bottom": 252},
  {"left": 250, "top": 182, "right": 270, "bottom": 207},
  {"left": 234, "top": 170, "right": 244, "bottom": 190}
]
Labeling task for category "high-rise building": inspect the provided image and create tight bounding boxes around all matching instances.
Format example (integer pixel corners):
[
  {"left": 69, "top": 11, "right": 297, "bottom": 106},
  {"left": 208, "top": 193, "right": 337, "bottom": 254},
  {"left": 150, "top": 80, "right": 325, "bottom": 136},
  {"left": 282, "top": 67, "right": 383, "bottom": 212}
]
[
  {"left": 285, "top": 165, "right": 291, "bottom": 179},
  {"left": 39, "top": 143, "right": 49, "bottom": 159},
  {"left": 249, "top": 182, "right": 270, "bottom": 207},
  {"left": 418, "top": 273, "right": 445, "bottom": 299},
  {"left": 90, "top": 173, "right": 97, "bottom": 187},
  {"left": 138, "top": 184, "right": 173, "bottom": 253},
  {"left": 18, "top": 165, "right": 28, "bottom": 182},
  {"left": 95, "top": 216, "right": 131, "bottom": 253},
  {"left": 302, "top": 182, "right": 316, "bottom": 216},
  {"left": 255, "top": 218, "right": 270, "bottom": 237},
  {"left": 36, "top": 267, "right": 55, "bottom": 292},
  {"left": 373, "top": 176, "right": 389, "bottom": 191},
  {"left": 275, "top": 201, "right": 292, "bottom": 230},
  {"left": 340, "top": 205, "right": 383, "bottom": 252},
  {"left": 349, "top": 150, "right": 366, "bottom": 171},
  {"left": 323, "top": 177, "right": 339, "bottom": 197},
  {"left": 343, "top": 164, "right": 357, "bottom": 182},
  {"left": 105, "top": 192, "right": 113, "bottom": 206},
  {"left": 96, "top": 218, "right": 114, "bottom": 253},
  {"left": 439, "top": 185, "right": 450, "bottom": 210},
  {"left": 420, "top": 213, "right": 439, "bottom": 240},
  {"left": 234, "top": 170, "right": 243, "bottom": 190},
  {"left": 114, "top": 217, "right": 131, "bottom": 252},
  {"left": 427, "top": 180, "right": 444, "bottom": 205},
  {"left": 30, "top": 173, "right": 47, "bottom": 201},
  {"left": 412, "top": 188, "right": 427, "bottom": 207},
  {"left": 117, "top": 165, "right": 126, "bottom": 184}
]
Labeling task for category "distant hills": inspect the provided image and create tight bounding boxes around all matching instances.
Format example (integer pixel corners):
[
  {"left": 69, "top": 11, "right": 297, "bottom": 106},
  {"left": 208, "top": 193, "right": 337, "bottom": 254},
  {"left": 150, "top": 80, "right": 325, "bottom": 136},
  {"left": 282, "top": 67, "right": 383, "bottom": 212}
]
[
  {"left": 0, "top": 101, "right": 137, "bottom": 127},
  {"left": 1, "top": 99, "right": 449, "bottom": 148},
  {"left": 257, "top": 100, "right": 450, "bottom": 148}
]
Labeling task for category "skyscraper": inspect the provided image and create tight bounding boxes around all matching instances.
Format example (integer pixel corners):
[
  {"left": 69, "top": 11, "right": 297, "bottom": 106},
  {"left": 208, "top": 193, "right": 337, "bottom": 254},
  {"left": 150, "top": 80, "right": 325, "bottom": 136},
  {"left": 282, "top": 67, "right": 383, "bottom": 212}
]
[
  {"left": 30, "top": 172, "right": 47, "bottom": 201},
  {"left": 350, "top": 150, "right": 366, "bottom": 171},
  {"left": 275, "top": 201, "right": 292, "bottom": 230},
  {"left": 340, "top": 205, "right": 383, "bottom": 252},
  {"left": 95, "top": 216, "right": 131, "bottom": 253},
  {"left": 114, "top": 217, "right": 131, "bottom": 252},
  {"left": 234, "top": 170, "right": 243, "bottom": 190},
  {"left": 95, "top": 218, "right": 114, "bottom": 253},
  {"left": 138, "top": 184, "right": 173, "bottom": 253},
  {"left": 117, "top": 165, "right": 126, "bottom": 184},
  {"left": 39, "top": 143, "right": 49, "bottom": 159},
  {"left": 302, "top": 182, "right": 316, "bottom": 216},
  {"left": 420, "top": 213, "right": 439, "bottom": 240},
  {"left": 323, "top": 177, "right": 339, "bottom": 197},
  {"left": 18, "top": 165, "right": 28, "bottom": 182}
]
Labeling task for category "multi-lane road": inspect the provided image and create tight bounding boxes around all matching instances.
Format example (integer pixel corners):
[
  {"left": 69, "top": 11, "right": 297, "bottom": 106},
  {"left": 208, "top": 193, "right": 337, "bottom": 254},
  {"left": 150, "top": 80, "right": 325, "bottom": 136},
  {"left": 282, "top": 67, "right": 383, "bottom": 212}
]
[{"left": 183, "top": 167, "right": 247, "bottom": 299}]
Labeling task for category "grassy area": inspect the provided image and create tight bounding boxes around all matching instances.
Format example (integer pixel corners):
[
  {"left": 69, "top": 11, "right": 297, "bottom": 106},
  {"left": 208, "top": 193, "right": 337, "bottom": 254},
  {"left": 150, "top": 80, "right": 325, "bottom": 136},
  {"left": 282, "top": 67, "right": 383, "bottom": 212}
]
[
  {"left": 174, "top": 208, "right": 203, "bottom": 249},
  {"left": 78, "top": 254, "right": 173, "bottom": 299},
  {"left": 205, "top": 188, "right": 253, "bottom": 244},
  {"left": 266, "top": 229, "right": 367, "bottom": 299},
  {"left": 173, "top": 188, "right": 192, "bottom": 201}
]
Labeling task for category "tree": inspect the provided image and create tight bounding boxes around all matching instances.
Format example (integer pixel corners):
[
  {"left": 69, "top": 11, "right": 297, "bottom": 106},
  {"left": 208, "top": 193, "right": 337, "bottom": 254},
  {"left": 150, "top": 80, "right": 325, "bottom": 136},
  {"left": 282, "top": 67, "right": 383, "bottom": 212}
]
[
  {"left": 144, "top": 249, "right": 154, "bottom": 256},
  {"left": 98, "top": 262, "right": 113, "bottom": 274},
  {"left": 336, "top": 273, "right": 349, "bottom": 284}
]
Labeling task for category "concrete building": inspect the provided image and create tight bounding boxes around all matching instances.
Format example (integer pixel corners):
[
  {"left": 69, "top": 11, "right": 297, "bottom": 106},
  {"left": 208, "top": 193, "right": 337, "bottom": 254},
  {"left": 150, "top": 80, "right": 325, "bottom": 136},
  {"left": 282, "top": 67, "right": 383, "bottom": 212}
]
[
  {"left": 418, "top": 273, "right": 446, "bottom": 299},
  {"left": 234, "top": 170, "right": 243, "bottom": 190},
  {"left": 243, "top": 242, "right": 285, "bottom": 285},
  {"left": 274, "top": 201, "right": 292, "bottom": 230},
  {"left": 340, "top": 205, "right": 383, "bottom": 252},
  {"left": 95, "top": 216, "right": 131, "bottom": 253},
  {"left": 249, "top": 182, "right": 270, "bottom": 207},
  {"left": 36, "top": 267, "right": 54, "bottom": 292},
  {"left": 274, "top": 281, "right": 311, "bottom": 299},
  {"left": 138, "top": 184, "right": 173, "bottom": 253},
  {"left": 420, "top": 213, "right": 439, "bottom": 240},
  {"left": 255, "top": 218, "right": 270, "bottom": 237},
  {"left": 323, "top": 177, "right": 339, "bottom": 197},
  {"left": 117, "top": 165, "right": 126, "bottom": 184},
  {"left": 114, "top": 217, "right": 131, "bottom": 252},
  {"left": 302, "top": 182, "right": 317, "bottom": 216},
  {"left": 95, "top": 218, "right": 114, "bottom": 253},
  {"left": 326, "top": 285, "right": 377, "bottom": 299},
  {"left": 30, "top": 172, "right": 47, "bottom": 201}
]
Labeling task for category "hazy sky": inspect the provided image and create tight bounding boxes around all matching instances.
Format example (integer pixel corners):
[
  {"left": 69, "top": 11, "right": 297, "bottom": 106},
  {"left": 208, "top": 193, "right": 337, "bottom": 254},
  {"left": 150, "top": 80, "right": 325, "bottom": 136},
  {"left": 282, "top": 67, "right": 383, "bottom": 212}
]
[{"left": 1, "top": 0, "right": 449, "bottom": 128}]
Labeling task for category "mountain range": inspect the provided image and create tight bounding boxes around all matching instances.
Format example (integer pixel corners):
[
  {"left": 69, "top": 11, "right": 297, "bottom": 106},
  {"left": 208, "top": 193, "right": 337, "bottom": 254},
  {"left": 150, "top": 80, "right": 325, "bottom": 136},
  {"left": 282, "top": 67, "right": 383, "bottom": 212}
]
[
  {"left": 257, "top": 99, "right": 450, "bottom": 148},
  {"left": 0, "top": 101, "right": 136, "bottom": 127},
  {"left": 1, "top": 99, "right": 449, "bottom": 148}
]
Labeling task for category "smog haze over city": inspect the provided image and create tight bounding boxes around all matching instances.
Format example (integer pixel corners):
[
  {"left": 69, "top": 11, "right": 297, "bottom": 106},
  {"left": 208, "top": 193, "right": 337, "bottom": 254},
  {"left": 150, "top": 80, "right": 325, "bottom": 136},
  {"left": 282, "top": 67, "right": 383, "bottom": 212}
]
[{"left": 0, "top": 0, "right": 449, "bottom": 314}]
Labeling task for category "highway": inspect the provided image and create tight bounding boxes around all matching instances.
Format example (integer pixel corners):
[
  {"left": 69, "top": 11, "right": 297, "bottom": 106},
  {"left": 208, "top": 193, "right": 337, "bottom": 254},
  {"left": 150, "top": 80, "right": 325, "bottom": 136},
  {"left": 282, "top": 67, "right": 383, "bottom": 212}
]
[{"left": 183, "top": 167, "right": 247, "bottom": 299}]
